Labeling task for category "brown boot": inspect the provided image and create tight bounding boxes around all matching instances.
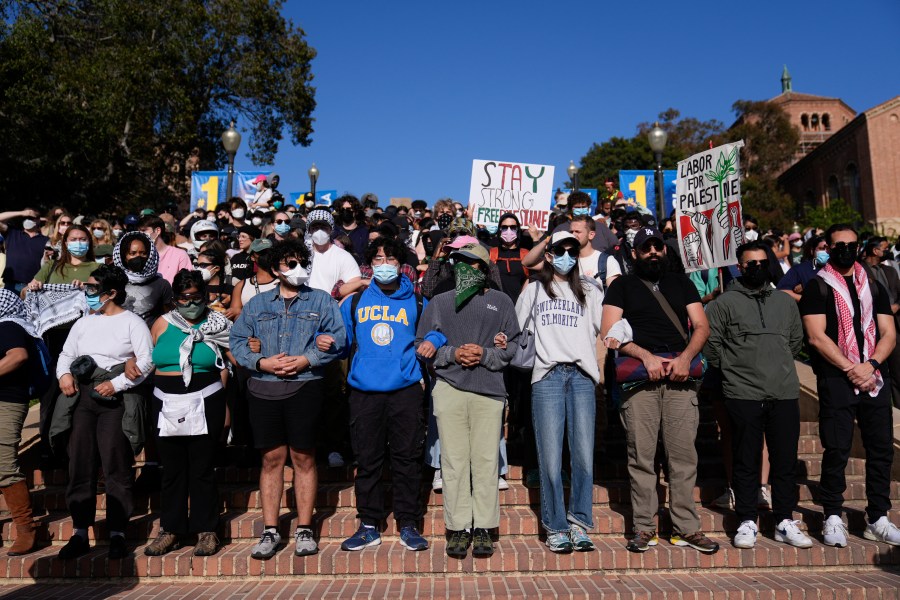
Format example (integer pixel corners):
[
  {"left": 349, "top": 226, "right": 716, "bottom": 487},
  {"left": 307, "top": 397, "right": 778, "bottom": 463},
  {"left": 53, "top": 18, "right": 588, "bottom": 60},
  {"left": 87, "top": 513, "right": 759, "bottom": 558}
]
[{"left": 2, "top": 480, "right": 36, "bottom": 556}]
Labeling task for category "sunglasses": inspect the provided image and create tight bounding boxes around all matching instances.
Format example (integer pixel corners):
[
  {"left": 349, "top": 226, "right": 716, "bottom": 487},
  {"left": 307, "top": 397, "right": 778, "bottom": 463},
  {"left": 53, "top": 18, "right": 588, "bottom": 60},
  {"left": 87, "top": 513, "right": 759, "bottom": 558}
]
[
  {"left": 742, "top": 259, "right": 770, "bottom": 269},
  {"left": 551, "top": 246, "right": 579, "bottom": 258},
  {"left": 84, "top": 284, "right": 100, "bottom": 295},
  {"left": 640, "top": 241, "right": 665, "bottom": 252},
  {"left": 281, "top": 260, "right": 300, "bottom": 271},
  {"left": 58, "top": 221, "right": 73, "bottom": 226},
  {"left": 831, "top": 241, "right": 859, "bottom": 253},
  {"left": 274, "top": 219, "right": 291, "bottom": 225},
  {"left": 175, "top": 293, "right": 204, "bottom": 304},
  {"left": 499, "top": 225, "right": 518, "bottom": 231}
]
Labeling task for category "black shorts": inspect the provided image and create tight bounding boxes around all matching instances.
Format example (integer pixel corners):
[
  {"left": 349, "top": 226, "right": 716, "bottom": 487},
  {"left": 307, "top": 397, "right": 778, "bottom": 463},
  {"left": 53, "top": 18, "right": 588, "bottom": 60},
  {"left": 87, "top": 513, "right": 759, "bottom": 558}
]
[{"left": 248, "top": 379, "right": 325, "bottom": 450}]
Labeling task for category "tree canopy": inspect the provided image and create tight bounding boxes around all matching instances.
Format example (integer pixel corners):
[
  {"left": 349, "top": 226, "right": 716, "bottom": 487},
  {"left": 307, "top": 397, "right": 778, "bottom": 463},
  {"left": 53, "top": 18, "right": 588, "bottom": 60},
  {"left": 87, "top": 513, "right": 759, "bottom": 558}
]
[{"left": 0, "top": 0, "right": 317, "bottom": 213}]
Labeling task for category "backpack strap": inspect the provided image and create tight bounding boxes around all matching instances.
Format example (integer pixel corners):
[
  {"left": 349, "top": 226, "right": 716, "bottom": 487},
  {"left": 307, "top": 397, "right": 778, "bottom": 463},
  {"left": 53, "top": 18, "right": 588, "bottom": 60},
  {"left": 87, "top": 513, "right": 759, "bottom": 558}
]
[{"left": 638, "top": 278, "right": 689, "bottom": 345}]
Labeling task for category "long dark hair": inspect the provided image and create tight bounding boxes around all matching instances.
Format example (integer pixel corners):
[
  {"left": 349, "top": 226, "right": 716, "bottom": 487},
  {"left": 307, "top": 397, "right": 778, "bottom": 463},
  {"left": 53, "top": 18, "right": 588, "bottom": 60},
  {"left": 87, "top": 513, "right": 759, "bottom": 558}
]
[
  {"left": 52, "top": 224, "right": 96, "bottom": 278},
  {"left": 534, "top": 241, "right": 587, "bottom": 305}
]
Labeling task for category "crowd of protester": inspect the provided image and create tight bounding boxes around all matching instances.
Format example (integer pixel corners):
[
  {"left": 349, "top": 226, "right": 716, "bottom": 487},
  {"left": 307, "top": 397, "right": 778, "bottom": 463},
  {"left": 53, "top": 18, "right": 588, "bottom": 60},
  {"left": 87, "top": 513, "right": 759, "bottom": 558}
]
[{"left": 0, "top": 180, "right": 898, "bottom": 562}]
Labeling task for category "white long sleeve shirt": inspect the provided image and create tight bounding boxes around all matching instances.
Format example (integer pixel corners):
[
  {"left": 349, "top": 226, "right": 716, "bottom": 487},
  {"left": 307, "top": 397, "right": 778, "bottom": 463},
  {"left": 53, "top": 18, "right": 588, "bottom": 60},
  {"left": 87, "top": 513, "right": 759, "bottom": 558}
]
[{"left": 56, "top": 311, "right": 154, "bottom": 393}]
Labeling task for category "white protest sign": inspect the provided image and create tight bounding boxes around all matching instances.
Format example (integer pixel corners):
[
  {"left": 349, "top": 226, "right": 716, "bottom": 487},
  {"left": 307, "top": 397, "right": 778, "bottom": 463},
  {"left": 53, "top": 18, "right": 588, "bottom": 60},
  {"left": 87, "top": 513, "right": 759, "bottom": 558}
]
[
  {"left": 674, "top": 141, "right": 745, "bottom": 273},
  {"left": 468, "top": 159, "right": 554, "bottom": 230}
]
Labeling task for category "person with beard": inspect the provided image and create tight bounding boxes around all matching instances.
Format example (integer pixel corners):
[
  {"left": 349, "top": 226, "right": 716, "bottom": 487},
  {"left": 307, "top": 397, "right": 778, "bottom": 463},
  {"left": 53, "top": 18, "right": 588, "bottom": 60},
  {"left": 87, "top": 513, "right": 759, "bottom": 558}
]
[
  {"left": 113, "top": 232, "right": 174, "bottom": 327},
  {"left": 601, "top": 227, "right": 719, "bottom": 554},
  {"left": 801, "top": 224, "right": 900, "bottom": 547},
  {"left": 334, "top": 195, "right": 369, "bottom": 261},
  {"left": 703, "top": 242, "right": 810, "bottom": 550},
  {"left": 862, "top": 237, "right": 900, "bottom": 408},
  {"left": 230, "top": 239, "right": 346, "bottom": 559}
]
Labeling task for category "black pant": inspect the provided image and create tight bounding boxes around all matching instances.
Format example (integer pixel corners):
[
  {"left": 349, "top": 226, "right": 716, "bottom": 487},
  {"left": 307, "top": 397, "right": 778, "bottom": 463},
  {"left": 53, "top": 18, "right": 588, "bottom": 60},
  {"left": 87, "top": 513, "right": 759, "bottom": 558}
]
[
  {"left": 349, "top": 384, "right": 425, "bottom": 528},
  {"left": 817, "top": 375, "right": 894, "bottom": 522},
  {"left": 725, "top": 398, "right": 799, "bottom": 523},
  {"left": 153, "top": 373, "right": 225, "bottom": 535},
  {"left": 67, "top": 388, "right": 134, "bottom": 533},
  {"left": 505, "top": 368, "right": 537, "bottom": 470}
]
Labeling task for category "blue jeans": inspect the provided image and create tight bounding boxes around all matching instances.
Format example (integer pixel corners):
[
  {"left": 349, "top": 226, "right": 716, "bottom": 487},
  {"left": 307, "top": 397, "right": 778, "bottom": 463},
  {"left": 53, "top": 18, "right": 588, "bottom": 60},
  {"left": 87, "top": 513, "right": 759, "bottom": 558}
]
[{"left": 532, "top": 363, "right": 596, "bottom": 533}]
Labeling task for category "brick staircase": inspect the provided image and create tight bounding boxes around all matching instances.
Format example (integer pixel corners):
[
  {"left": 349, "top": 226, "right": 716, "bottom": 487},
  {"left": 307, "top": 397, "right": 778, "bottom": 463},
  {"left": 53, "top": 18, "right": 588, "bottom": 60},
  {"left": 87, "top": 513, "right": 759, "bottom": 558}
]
[{"left": 1, "top": 385, "right": 899, "bottom": 598}]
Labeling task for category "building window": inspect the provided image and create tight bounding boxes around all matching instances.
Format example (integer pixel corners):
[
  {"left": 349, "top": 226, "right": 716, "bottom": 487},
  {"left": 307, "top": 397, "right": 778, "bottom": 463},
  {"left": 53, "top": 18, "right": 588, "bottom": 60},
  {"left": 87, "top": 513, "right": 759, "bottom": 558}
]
[
  {"left": 811, "top": 114, "right": 820, "bottom": 131},
  {"left": 822, "top": 113, "right": 831, "bottom": 131},
  {"left": 844, "top": 164, "right": 860, "bottom": 212},
  {"left": 801, "top": 114, "right": 809, "bottom": 130},
  {"left": 827, "top": 175, "right": 840, "bottom": 203}
]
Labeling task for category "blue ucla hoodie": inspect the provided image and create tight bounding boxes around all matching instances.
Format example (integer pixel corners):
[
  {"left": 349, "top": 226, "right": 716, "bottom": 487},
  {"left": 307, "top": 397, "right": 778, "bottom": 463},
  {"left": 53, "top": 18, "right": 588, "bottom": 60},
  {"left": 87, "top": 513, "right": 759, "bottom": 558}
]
[{"left": 340, "top": 275, "right": 443, "bottom": 393}]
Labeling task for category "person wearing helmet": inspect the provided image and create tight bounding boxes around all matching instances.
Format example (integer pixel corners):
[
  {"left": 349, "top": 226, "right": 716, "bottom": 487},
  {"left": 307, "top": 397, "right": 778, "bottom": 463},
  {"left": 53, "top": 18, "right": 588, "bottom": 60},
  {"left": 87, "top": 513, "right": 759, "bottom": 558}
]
[{"left": 189, "top": 220, "right": 220, "bottom": 259}]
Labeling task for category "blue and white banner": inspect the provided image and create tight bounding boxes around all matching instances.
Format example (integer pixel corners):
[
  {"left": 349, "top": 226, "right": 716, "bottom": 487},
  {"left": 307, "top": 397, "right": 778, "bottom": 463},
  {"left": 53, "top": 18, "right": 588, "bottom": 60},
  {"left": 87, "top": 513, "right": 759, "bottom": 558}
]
[
  {"left": 551, "top": 188, "right": 598, "bottom": 211},
  {"left": 191, "top": 171, "right": 271, "bottom": 211},
  {"left": 287, "top": 190, "right": 338, "bottom": 207},
  {"left": 618, "top": 170, "right": 677, "bottom": 217}
]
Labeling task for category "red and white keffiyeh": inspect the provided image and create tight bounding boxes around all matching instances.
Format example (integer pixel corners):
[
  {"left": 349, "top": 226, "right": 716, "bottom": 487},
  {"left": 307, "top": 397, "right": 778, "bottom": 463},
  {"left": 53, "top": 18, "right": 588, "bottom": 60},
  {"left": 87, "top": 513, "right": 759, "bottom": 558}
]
[{"left": 818, "top": 262, "right": 883, "bottom": 396}]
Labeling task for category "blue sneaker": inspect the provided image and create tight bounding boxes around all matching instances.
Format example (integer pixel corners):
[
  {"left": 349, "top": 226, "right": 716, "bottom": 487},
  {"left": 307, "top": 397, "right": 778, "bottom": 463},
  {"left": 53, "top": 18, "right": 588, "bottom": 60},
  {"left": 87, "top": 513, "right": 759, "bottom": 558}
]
[
  {"left": 399, "top": 526, "right": 429, "bottom": 551},
  {"left": 340, "top": 524, "right": 381, "bottom": 551}
]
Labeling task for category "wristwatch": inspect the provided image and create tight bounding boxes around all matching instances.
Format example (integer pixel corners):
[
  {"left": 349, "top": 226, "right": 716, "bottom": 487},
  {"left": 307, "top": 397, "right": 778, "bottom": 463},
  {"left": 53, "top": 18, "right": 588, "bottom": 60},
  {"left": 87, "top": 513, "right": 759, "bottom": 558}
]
[{"left": 867, "top": 358, "right": 881, "bottom": 371}]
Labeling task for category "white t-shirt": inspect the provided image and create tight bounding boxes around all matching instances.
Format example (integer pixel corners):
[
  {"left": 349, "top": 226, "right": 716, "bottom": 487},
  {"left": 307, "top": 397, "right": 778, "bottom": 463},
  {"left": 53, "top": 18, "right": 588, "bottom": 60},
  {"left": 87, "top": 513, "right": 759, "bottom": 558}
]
[
  {"left": 308, "top": 244, "right": 362, "bottom": 294},
  {"left": 578, "top": 250, "right": 603, "bottom": 279},
  {"left": 605, "top": 255, "right": 623, "bottom": 285}
]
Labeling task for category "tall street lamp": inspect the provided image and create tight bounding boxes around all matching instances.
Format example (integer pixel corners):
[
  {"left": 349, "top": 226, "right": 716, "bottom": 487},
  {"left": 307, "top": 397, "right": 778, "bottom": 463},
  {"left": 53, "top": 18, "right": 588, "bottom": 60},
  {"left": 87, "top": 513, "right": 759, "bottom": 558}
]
[
  {"left": 308, "top": 163, "right": 319, "bottom": 202},
  {"left": 647, "top": 122, "right": 668, "bottom": 222},
  {"left": 567, "top": 160, "right": 579, "bottom": 192},
  {"left": 221, "top": 121, "right": 241, "bottom": 201}
]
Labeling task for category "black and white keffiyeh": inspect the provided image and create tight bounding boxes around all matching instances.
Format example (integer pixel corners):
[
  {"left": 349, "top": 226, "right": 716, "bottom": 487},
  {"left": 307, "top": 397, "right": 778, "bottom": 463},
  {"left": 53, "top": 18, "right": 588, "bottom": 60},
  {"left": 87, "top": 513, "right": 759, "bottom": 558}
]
[
  {"left": 0, "top": 289, "right": 40, "bottom": 338},
  {"left": 162, "top": 309, "right": 232, "bottom": 386},
  {"left": 23, "top": 284, "right": 88, "bottom": 336},
  {"left": 114, "top": 231, "right": 160, "bottom": 284}
]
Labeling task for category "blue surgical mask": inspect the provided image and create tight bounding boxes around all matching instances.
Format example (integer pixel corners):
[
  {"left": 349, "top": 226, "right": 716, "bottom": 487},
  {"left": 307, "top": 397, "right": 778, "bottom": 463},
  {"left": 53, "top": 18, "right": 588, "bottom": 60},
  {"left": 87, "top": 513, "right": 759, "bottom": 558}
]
[
  {"left": 85, "top": 292, "right": 105, "bottom": 311},
  {"left": 552, "top": 253, "right": 577, "bottom": 275},
  {"left": 485, "top": 224, "right": 498, "bottom": 235},
  {"left": 815, "top": 250, "right": 829, "bottom": 266},
  {"left": 572, "top": 207, "right": 591, "bottom": 217},
  {"left": 372, "top": 264, "right": 399, "bottom": 284},
  {"left": 274, "top": 223, "right": 291, "bottom": 236},
  {"left": 67, "top": 241, "right": 89, "bottom": 258}
]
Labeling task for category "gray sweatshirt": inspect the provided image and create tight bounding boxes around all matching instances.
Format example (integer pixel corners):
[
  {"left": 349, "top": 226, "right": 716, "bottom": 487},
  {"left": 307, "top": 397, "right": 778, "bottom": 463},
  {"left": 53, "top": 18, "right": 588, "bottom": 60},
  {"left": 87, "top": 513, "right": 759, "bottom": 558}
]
[{"left": 415, "top": 289, "right": 520, "bottom": 400}]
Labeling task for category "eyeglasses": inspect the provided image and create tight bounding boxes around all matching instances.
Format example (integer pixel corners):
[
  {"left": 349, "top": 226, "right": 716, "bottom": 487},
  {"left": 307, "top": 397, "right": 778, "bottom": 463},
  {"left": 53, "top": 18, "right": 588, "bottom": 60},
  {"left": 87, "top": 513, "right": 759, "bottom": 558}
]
[
  {"left": 551, "top": 246, "right": 579, "bottom": 258},
  {"left": 742, "top": 259, "right": 770, "bottom": 269},
  {"left": 58, "top": 220, "right": 73, "bottom": 226},
  {"left": 175, "top": 293, "right": 204, "bottom": 304},
  {"left": 831, "top": 241, "right": 859, "bottom": 253},
  {"left": 640, "top": 241, "right": 665, "bottom": 252},
  {"left": 371, "top": 256, "right": 399, "bottom": 265},
  {"left": 499, "top": 225, "right": 517, "bottom": 231},
  {"left": 84, "top": 284, "right": 100, "bottom": 295},
  {"left": 274, "top": 219, "right": 291, "bottom": 225}
]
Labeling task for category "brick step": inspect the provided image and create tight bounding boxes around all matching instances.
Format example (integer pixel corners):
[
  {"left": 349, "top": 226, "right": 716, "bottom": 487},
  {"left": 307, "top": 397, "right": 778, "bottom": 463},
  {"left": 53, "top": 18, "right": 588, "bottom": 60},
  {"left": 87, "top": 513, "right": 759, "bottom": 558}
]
[
  {"left": 10, "top": 502, "right": 899, "bottom": 546},
  {"left": 2, "top": 535, "right": 897, "bottom": 581},
  {"left": 0, "top": 570, "right": 895, "bottom": 599}
]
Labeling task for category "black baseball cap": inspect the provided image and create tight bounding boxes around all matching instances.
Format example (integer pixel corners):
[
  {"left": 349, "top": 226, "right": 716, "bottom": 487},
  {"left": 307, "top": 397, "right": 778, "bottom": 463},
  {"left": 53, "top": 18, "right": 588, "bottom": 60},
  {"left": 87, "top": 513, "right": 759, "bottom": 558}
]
[{"left": 632, "top": 227, "right": 665, "bottom": 249}]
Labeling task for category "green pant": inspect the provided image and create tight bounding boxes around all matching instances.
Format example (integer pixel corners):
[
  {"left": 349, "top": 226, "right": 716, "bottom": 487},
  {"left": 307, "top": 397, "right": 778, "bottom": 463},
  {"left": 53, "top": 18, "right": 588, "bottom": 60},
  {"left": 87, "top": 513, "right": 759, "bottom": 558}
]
[
  {"left": 0, "top": 402, "right": 28, "bottom": 487},
  {"left": 432, "top": 380, "right": 503, "bottom": 531}
]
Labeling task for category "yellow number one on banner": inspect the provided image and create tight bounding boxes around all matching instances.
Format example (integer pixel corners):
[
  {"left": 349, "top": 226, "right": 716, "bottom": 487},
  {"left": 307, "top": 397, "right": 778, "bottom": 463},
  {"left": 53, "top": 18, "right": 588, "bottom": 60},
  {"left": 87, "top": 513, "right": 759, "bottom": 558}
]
[
  {"left": 628, "top": 175, "right": 647, "bottom": 209},
  {"left": 200, "top": 176, "right": 219, "bottom": 210}
]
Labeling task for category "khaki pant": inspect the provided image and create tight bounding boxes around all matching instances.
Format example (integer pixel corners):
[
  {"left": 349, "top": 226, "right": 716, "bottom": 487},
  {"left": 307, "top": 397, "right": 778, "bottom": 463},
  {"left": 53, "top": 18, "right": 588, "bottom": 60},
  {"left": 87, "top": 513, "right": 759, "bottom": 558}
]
[
  {"left": 432, "top": 380, "right": 503, "bottom": 531},
  {"left": 620, "top": 382, "right": 700, "bottom": 535},
  {"left": 0, "top": 402, "right": 28, "bottom": 487}
]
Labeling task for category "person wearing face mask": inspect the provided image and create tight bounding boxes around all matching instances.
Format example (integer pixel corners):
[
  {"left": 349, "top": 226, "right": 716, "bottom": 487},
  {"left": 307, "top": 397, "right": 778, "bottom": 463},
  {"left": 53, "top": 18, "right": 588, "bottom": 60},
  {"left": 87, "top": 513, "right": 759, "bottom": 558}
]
[
  {"left": 601, "top": 227, "right": 719, "bottom": 555},
  {"left": 139, "top": 215, "right": 193, "bottom": 285},
  {"left": 29, "top": 224, "right": 98, "bottom": 291},
  {"left": 600, "top": 212, "right": 643, "bottom": 288},
  {"left": 248, "top": 175, "right": 273, "bottom": 210},
  {"left": 229, "top": 198, "right": 248, "bottom": 227},
  {"left": 0, "top": 208, "right": 50, "bottom": 293},
  {"left": 268, "top": 211, "right": 295, "bottom": 243},
  {"left": 189, "top": 219, "right": 220, "bottom": 259},
  {"left": 53, "top": 265, "right": 154, "bottom": 560},
  {"left": 305, "top": 210, "right": 363, "bottom": 299},
  {"left": 743, "top": 216, "right": 760, "bottom": 242},
  {"left": 704, "top": 242, "right": 810, "bottom": 551},
  {"left": 800, "top": 224, "right": 900, "bottom": 547},
  {"left": 549, "top": 191, "right": 618, "bottom": 253},
  {"left": 229, "top": 225, "right": 261, "bottom": 284},
  {"left": 334, "top": 196, "right": 370, "bottom": 262},
  {"left": 323, "top": 236, "right": 434, "bottom": 553},
  {"left": 195, "top": 248, "right": 232, "bottom": 311},
  {"left": 89, "top": 219, "right": 114, "bottom": 247},
  {"left": 489, "top": 213, "right": 533, "bottom": 304},
  {"left": 777, "top": 235, "right": 829, "bottom": 302},
  {"left": 48, "top": 212, "right": 74, "bottom": 255},
  {"left": 230, "top": 239, "right": 346, "bottom": 559},
  {"left": 861, "top": 237, "right": 900, "bottom": 408},
  {"left": 113, "top": 231, "right": 174, "bottom": 326},
  {"left": 515, "top": 232, "right": 604, "bottom": 554},
  {"left": 143, "top": 269, "right": 231, "bottom": 558}
]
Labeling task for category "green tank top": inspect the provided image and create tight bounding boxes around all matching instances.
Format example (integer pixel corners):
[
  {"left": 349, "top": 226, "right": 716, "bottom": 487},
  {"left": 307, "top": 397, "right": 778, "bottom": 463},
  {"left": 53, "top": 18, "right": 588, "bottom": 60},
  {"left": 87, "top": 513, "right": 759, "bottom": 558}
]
[{"left": 152, "top": 321, "right": 219, "bottom": 373}]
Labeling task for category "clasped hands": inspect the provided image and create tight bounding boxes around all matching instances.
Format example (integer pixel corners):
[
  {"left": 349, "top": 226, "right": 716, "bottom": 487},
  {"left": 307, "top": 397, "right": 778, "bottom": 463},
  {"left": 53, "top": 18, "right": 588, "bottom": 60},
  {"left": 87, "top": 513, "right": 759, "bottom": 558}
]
[
  {"left": 642, "top": 353, "right": 692, "bottom": 383},
  {"left": 845, "top": 362, "right": 877, "bottom": 393}
]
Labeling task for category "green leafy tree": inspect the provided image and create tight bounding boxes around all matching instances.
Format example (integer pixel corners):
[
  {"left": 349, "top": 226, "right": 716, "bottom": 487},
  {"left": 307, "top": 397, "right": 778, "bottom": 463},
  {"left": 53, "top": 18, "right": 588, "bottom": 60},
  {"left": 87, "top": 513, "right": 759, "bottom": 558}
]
[
  {"left": 803, "top": 199, "right": 862, "bottom": 231},
  {"left": 0, "top": 0, "right": 316, "bottom": 213}
]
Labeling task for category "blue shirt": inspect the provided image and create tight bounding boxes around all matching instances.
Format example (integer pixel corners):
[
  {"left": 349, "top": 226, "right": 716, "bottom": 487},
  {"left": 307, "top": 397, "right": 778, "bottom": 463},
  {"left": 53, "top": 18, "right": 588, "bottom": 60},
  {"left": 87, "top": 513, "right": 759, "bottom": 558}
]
[
  {"left": 230, "top": 284, "right": 346, "bottom": 381},
  {"left": 777, "top": 260, "right": 820, "bottom": 292}
]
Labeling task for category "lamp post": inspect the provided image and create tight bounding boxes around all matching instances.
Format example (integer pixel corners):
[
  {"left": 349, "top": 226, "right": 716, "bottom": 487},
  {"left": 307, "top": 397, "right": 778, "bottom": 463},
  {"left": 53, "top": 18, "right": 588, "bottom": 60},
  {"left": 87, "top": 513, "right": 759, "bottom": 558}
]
[
  {"left": 647, "top": 122, "right": 668, "bottom": 222},
  {"left": 567, "top": 160, "right": 579, "bottom": 192},
  {"left": 308, "top": 163, "right": 319, "bottom": 202},
  {"left": 220, "top": 121, "right": 241, "bottom": 200}
]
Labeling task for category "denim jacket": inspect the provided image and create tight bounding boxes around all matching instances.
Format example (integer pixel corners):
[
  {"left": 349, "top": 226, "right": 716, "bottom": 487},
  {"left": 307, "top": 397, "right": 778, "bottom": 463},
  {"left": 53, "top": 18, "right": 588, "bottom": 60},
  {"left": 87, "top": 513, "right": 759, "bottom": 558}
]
[{"left": 230, "top": 285, "right": 346, "bottom": 381}]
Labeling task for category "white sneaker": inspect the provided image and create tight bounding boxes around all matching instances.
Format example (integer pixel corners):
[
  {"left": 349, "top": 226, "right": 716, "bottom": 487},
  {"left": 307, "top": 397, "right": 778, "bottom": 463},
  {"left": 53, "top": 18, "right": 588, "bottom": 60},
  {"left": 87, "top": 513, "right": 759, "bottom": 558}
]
[
  {"left": 327, "top": 452, "right": 345, "bottom": 468},
  {"left": 733, "top": 520, "right": 758, "bottom": 549},
  {"left": 432, "top": 469, "right": 443, "bottom": 492},
  {"left": 775, "top": 519, "right": 813, "bottom": 548},
  {"left": 758, "top": 486, "right": 772, "bottom": 510},
  {"left": 498, "top": 477, "right": 509, "bottom": 491},
  {"left": 712, "top": 487, "right": 734, "bottom": 510},
  {"left": 822, "top": 515, "right": 848, "bottom": 548},
  {"left": 864, "top": 516, "right": 900, "bottom": 546}
]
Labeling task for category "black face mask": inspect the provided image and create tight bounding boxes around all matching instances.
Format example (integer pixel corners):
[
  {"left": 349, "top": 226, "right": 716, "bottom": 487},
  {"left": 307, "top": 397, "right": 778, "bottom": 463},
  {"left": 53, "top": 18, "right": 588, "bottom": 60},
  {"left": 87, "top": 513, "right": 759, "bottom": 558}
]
[
  {"left": 830, "top": 247, "right": 856, "bottom": 269},
  {"left": 340, "top": 210, "right": 355, "bottom": 225},
  {"left": 740, "top": 266, "right": 769, "bottom": 289},
  {"left": 633, "top": 255, "right": 667, "bottom": 281},
  {"left": 437, "top": 214, "right": 453, "bottom": 230},
  {"left": 125, "top": 257, "right": 147, "bottom": 272}
]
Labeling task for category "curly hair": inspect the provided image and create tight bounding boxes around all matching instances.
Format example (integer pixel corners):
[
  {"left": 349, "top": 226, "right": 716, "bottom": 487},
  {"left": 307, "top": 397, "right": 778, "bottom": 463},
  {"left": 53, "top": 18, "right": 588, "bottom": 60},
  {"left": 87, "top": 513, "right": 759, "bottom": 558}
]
[{"left": 271, "top": 238, "right": 311, "bottom": 270}]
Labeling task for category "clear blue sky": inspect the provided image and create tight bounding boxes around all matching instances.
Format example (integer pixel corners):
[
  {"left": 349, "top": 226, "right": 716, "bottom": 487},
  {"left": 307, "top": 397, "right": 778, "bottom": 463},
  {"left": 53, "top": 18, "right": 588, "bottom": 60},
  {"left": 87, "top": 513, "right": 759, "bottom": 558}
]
[{"left": 231, "top": 0, "right": 900, "bottom": 206}]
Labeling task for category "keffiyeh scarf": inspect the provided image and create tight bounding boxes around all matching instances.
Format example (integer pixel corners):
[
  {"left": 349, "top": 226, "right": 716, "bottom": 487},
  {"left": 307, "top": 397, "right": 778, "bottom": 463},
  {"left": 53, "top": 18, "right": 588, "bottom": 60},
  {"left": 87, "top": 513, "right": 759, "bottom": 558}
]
[
  {"left": 162, "top": 309, "right": 232, "bottom": 386},
  {"left": 0, "top": 289, "right": 40, "bottom": 338},
  {"left": 114, "top": 231, "right": 160, "bottom": 284},
  {"left": 818, "top": 262, "right": 883, "bottom": 396},
  {"left": 23, "top": 284, "right": 88, "bottom": 336}
]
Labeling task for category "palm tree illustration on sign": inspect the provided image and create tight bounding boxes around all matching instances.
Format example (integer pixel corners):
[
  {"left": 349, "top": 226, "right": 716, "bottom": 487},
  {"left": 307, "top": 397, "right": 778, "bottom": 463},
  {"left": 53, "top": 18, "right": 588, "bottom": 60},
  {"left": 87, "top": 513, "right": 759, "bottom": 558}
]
[{"left": 705, "top": 147, "right": 738, "bottom": 216}]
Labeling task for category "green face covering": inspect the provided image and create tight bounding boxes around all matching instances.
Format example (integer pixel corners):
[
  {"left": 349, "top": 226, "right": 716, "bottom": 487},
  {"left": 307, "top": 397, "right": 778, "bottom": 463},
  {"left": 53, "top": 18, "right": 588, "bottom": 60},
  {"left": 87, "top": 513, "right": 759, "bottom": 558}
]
[{"left": 454, "top": 261, "right": 486, "bottom": 310}]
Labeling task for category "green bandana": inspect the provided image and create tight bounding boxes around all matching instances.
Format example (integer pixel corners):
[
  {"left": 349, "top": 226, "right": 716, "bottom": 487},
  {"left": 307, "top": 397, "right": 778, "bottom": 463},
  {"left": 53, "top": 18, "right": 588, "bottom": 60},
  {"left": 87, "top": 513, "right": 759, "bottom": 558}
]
[{"left": 454, "top": 261, "right": 486, "bottom": 309}]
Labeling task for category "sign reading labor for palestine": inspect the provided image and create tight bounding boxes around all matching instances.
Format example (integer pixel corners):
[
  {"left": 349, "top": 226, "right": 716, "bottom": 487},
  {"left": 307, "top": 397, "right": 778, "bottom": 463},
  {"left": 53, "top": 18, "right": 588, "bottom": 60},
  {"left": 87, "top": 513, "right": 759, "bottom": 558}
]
[
  {"left": 468, "top": 159, "right": 554, "bottom": 230},
  {"left": 674, "top": 141, "right": 745, "bottom": 273}
]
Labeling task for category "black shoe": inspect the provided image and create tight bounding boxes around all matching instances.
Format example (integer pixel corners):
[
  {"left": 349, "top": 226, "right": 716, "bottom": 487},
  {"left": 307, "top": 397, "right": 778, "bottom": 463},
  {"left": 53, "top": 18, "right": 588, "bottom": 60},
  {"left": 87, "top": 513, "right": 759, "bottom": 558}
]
[
  {"left": 446, "top": 530, "right": 471, "bottom": 558},
  {"left": 108, "top": 535, "right": 130, "bottom": 560},
  {"left": 471, "top": 528, "right": 494, "bottom": 558},
  {"left": 58, "top": 534, "right": 90, "bottom": 560}
]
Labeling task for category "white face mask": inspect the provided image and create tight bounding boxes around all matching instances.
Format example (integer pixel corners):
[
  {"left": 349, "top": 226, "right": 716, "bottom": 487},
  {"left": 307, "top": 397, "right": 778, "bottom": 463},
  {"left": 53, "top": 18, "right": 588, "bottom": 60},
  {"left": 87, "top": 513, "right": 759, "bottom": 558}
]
[
  {"left": 311, "top": 230, "right": 330, "bottom": 246},
  {"left": 199, "top": 267, "right": 213, "bottom": 282},
  {"left": 251, "top": 217, "right": 263, "bottom": 226},
  {"left": 280, "top": 264, "right": 309, "bottom": 287},
  {"left": 256, "top": 183, "right": 264, "bottom": 192},
  {"left": 744, "top": 229, "right": 759, "bottom": 242},
  {"left": 22, "top": 219, "right": 36, "bottom": 230},
  {"left": 232, "top": 208, "right": 245, "bottom": 219}
]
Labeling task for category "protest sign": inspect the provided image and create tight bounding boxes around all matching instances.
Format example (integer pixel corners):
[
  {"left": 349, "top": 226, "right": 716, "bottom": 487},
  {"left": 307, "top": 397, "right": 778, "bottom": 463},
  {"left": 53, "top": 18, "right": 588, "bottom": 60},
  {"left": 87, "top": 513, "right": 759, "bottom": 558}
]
[
  {"left": 191, "top": 171, "right": 270, "bottom": 211},
  {"left": 468, "top": 160, "right": 554, "bottom": 230},
  {"left": 288, "top": 190, "right": 338, "bottom": 206},
  {"left": 674, "top": 141, "right": 745, "bottom": 273}
]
